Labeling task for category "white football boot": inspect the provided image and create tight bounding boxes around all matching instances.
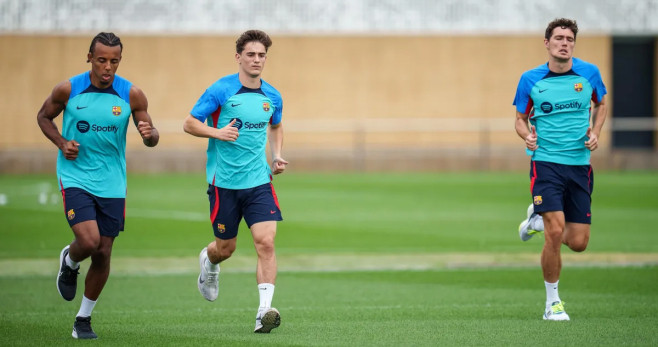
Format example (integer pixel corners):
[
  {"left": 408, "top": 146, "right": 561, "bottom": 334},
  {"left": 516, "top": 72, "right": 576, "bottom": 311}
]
[
  {"left": 254, "top": 307, "right": 281, "bottom": 333},
  {"left": 544, "top": 301, "right": 570, "bottom": 321},
  {"left": 197, "top": 247, "right": 219, "bottom": 301},
  {"left": 519, "top": 203, "right": 544, "bottom": 241}
]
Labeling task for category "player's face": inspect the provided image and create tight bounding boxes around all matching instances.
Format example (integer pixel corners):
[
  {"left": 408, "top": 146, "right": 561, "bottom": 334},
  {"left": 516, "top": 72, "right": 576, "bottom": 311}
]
[
  {"left": 544, "top": 27, "right": 575, "bottom": 63},
  {"left": 236, "top": 41, "right": 267, "bottom": 78},
  {"left": 88, "top": 42, "right": 122, "bottom": 88}
]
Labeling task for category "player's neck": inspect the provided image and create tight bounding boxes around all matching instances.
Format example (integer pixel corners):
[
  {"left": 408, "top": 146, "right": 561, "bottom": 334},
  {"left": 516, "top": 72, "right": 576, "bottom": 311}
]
[
  {"left": 238, "top": 72, "right": 262, "bottom": 89},
  {"left": 547, "top": 58, "right": 573, "bottom": 74},
  {"left": 88, "top": 71, "right": 113, "bottom": 89}
]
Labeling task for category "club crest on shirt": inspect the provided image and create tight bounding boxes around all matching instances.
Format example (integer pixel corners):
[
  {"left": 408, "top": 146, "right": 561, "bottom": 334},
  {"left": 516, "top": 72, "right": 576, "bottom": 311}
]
[
  {"left": 533, "top": 196, "right": 543, "bottom": 205},
  {"left": 217, "top": 223, "right": 225, "bottom": 233},
  {"left": 112, "top": 106, "right": 122, "bottom": 116},
  {"left": 262, "top": 102, "right": 270, "bottom": 112},
  {"left": 574, "top": 83, "right": 583, "bottom": 92},
  {"left": 67, "top": 209, "right": 75, "bottom": 220}
]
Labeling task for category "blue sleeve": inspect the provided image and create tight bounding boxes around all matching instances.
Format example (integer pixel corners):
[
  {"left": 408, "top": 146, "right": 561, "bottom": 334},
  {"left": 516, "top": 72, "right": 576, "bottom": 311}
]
[
  {"left": 513, "top": 65, "right": 548, "bottom": 114},
  {"left": 573, "top": 58, "right": 607, "bottom": 103},
  {"left": 262, "top": 81, "right": 283, "bottom": 125},
  {"left": 513, "top": 72, "right": 535, "bottom": 114},
  {"left": 588, "top": 66, "right": 607, "bottom": 103},
  {"left": 190, "top": 87, "right": 221, "bottom": 123},
  {"left": 271, "top": 96, "right": 283, "bottom": 126}
]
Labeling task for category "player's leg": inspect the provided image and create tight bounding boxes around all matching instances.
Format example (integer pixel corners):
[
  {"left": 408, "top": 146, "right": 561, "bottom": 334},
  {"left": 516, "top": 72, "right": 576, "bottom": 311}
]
[
  {"left": 251, "top": 221, "right": 280, "bottom": 333},
  {"left": 541, "top": 211, "right": 570, "bottom": 321},
  {"left": 83, "top": 235, "right": 115, "bottom": 300},
  {"left": 541, "top": 210, "right": 565, "bottom": 283},
  {"left": 198, "top": 237, "right": 236, "bottom": 301},
  {"left": 198, "top": 185, "right": 239, "bottom": 301},
  {"left": 243, "top": 182, "right": 283, "bottom": 333},
  {"left": 251, "top": 221, "right": 278, "bottom": 285},
  {"left": 58, "top": 188, "right": 102, "bottom": 302},
  {"left": 530, "top": 162, "right": 570, "bottom": 321},
  {"left": 71, "top": 235, "right": 114, "bottom": 340},
  {"left": 562, "top": 164, "right": 594, "bottom": 253},
  {"left": 72, "top": 195, "right": 124, "bottom": 339}
]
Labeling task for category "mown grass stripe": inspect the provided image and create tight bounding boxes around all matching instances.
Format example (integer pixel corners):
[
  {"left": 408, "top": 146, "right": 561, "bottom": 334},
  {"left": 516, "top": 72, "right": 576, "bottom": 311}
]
[{"left": 3, "top": 252, "right": 657, "bottom": 276}]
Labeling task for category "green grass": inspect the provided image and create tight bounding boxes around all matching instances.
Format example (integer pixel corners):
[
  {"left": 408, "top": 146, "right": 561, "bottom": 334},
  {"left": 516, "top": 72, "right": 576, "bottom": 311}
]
[
  {"left": 1, "top": 172, "right": 657, "bottom": 258},
  {"left": 0, "top": 268, "right": 656, "bottom": 346},
  {"left": 0, "top": 172, "right": 657, "bottom": 345}
]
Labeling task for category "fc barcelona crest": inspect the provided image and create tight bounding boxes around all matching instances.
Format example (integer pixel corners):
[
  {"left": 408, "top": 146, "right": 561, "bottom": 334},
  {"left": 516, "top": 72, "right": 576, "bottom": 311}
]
[
  {"left": 262, "top": 102, "right": 270, "bottom": 112},
  {"left": 533, "top": 195, "right": 543, "bottom": 206},
  {"left": 67, "top": 209, "right": 75, "bottom": 220},
  {"left": 574, "top": 83, "right": 583, "bottom": 92},
  {"left": 218, "top": 223, "right": 226, "bottom": 233},
  {"left": 112, "top": 106, "right": 122, "bottom": 116}
]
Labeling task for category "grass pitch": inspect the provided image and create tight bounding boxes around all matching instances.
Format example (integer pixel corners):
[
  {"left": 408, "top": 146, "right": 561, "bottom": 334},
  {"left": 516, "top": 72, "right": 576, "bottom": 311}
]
[{"left": 0, "top": 172, "right": 657, "bottom": 346}]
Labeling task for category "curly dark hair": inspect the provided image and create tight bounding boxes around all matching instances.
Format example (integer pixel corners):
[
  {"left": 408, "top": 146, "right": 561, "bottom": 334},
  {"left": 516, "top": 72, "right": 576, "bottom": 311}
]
[
  {"left": 236, "top": 30, "right": 272, "bottom": 54},
  {"left": 545, "top": 18, "right": 578, "bottom": 41}
]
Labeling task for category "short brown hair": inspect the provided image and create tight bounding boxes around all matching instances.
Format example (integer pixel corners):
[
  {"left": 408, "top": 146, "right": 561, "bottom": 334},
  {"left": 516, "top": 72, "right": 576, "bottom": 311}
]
[
  {"left": 545, "top": 18, "right": 578, "bottom": 41},
  {"left": 236, "top": 30, "right": 272, "bottom": 54}
]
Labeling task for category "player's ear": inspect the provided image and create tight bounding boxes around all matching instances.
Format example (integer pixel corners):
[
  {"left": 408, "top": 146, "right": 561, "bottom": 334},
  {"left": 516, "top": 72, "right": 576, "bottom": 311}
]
[{"left": 87, "top": 52, "right": 92, "bottom": 63}]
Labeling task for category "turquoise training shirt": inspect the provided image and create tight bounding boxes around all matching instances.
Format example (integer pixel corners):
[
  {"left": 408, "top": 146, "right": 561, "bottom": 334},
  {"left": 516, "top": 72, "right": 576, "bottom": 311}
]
[
  {"left": 513, "top": 57, "right": 607, "bottom": 165},
  {"left": 190, "top": 73, "right": 283, "bottom": 190},
  {"left": 57, "top": 72, "right": 132, "bottom": 198}
]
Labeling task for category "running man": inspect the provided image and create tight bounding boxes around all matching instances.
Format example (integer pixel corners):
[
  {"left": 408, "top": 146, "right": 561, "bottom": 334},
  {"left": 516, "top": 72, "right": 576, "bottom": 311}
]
[
  {"left": 183, "top": 29, "right": 287, "bottom": 333},
  {"left": 37, "top": 32, "right": 159, "bottom": 338},
  {"left": 513, "top": 18, "right": 607, "bottom": 321}
]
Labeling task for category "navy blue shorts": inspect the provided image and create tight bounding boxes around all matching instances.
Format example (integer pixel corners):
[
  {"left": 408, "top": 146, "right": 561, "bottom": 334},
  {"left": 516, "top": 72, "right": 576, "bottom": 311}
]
[
  {"left": 207, "top": 183, "right": 283, "bottom": 240},
  {"left": 61, "top": 187, "right": 125, "bottom": 237},
  {"left": 529, "top": 161, "right": 594, "bottom": 224}
]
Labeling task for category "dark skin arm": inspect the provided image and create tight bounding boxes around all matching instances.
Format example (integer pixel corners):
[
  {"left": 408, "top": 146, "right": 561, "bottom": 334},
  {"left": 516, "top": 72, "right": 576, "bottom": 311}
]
[
  {"left": 36, "top": 81, "right": 80, "bottom": 160},
  {"left": 129, "top": 85, "right": 159, "bottom": 147}
]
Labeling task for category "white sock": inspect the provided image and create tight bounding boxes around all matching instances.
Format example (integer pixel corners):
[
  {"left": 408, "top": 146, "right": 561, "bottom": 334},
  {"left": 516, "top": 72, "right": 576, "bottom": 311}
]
[
  {"left": 76, "top": 296, "right": 97, "bottom": 318},
  {"left": 205, "top": 258, "right": 219, "bottom": 272},
  {"left": 545, "top": 280, "right": 560, "bottom": 306},
  {"left": 65, "top": 253, "right": 80, "bottom": 269},
  {"left": 258, "top": 283, "right": 275, "bottom": 309}
]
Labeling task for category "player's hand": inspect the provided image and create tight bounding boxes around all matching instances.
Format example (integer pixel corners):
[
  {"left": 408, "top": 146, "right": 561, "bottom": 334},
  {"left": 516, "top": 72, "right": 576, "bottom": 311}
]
[
  {"left": 525, "top": 125, "right": 538, "bottom": 151},
  {"left": 584, "top": 127, "right": 599, "bottom": 151},
  {"left": 217, "top": 119, "right": 239, "bottom": 142},
  {"left": 271, "top": 157, "right": 288, "bottom": 175},
  {"left": 61, "top": 140, "right": 80, "bottom": 160},
  {"left": 137, "top": 121, "right": 153, "bottom": 139}
]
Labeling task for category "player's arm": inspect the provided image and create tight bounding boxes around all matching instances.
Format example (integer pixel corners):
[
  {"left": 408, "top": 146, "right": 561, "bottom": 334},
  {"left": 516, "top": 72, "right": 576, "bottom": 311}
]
[
  {"left": 183, "top": 115, "right": 239, "bottom": 142},
  {"left": 36, "top": 81, "right": 80, "bottom": 160},
  {"left": 585, "top": 95, "right": 607, "bottom": 151},
  {"left": 130, "top": 86, "right": 159, "bottom": 147},
  {"left": 268, "top": 122, "right": 288, "bottom": 175},
  {"left": 515, "top": 110, "right": 537, "bottom": 151}
]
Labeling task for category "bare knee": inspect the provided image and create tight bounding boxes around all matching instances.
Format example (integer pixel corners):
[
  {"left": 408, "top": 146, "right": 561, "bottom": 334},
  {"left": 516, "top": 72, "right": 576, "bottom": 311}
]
[
  {"left": 75, "top": 235, "right": 101, "bottom": 254},
  {"left": 254, "top": 236, "right": 275, "bottom": 256},
  {"left": 90, "top": 237, "right": 114, "bottom": 266},
  {"left": 218, "top": 243, "right": 236, "bottom": 260},
  {"left": 209, "top": 240, "right": 236, "bottom": 262},
  {"left": 566, "top": 237, "right": 589, "bottom": 252},
  {"left": 544, "top": 227, "right": 564, "bottom": 249},
  {"left": 563, "top": 223, "right": 590, "bottom": 252}
]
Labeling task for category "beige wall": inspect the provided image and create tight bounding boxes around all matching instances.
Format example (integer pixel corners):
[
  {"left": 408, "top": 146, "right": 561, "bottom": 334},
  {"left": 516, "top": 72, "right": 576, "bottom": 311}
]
[{"left": 0, "top": 34, "right": 615, "bottom": 170}]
